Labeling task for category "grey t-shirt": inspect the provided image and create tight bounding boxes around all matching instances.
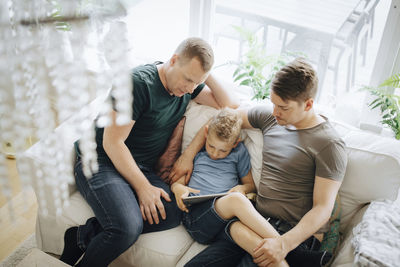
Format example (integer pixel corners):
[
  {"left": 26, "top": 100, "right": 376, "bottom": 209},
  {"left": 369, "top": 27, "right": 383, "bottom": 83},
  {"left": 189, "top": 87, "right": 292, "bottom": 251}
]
[
  {"left": 248, "top": 105, "right": 347, "bottom": 232},
  {"left": 188, "top": 142, "right": 251, "bottom": 195}
]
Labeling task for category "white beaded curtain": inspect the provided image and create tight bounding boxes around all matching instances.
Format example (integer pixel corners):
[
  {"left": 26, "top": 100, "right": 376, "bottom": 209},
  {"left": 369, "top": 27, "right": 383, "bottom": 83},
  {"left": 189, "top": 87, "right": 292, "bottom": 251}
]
[{"left": 0, "top": 0, "right": 132, "bottom": 218}]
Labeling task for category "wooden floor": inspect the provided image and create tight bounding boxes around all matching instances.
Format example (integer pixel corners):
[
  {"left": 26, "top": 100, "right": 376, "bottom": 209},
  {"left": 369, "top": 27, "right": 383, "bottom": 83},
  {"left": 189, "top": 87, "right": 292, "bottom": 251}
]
[{"left": 0, "top": 158, "right": 38, "bottom": 262}]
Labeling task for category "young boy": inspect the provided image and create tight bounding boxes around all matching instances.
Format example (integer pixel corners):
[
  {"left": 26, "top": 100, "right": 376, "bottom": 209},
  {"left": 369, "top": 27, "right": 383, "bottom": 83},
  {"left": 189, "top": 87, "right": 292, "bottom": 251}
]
[
  {"left": 172, "top": 108, "right": 290, "bottom": 267},
  {"left": 171, "top": 108, "right": 255, "bottom": 243}
]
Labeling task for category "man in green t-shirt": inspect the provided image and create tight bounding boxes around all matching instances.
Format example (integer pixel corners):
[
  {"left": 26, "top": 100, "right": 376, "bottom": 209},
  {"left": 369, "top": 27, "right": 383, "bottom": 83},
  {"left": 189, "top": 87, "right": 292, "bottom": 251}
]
[{"left": 60, "top": 37, "right": 239, "bottom": 267}]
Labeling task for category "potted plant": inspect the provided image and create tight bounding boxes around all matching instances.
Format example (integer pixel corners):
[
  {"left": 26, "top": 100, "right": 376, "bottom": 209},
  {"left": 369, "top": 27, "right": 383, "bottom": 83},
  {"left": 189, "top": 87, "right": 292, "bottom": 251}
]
[
  {"left": 362, "top": 73, "right": 400, "bottom": 140},
  {"left": 230, "top": 26, "right": 302, "bottom": 100}
]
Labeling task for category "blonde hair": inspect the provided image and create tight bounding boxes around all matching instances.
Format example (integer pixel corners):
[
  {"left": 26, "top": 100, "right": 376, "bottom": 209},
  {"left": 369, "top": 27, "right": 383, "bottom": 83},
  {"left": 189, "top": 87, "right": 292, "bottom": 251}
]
[
  {"left": 208, "top": 108, "right": 242, "bottom": 144},
  {"left": 175, "top": 37, "right": 214, "bottom": 72}
]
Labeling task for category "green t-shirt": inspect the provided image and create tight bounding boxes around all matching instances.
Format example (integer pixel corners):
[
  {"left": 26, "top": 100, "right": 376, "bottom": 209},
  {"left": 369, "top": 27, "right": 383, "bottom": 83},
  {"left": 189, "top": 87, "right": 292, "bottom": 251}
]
[{"left": 95, "top": 63, "right": 204, "bottom": 168}]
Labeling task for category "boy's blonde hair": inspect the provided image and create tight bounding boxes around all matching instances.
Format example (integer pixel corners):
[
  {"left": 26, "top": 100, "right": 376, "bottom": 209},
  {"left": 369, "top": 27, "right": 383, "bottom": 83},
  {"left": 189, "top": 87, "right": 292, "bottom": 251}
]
[{"left": 208, "top": 108, "right": 242, "bottom": 144}]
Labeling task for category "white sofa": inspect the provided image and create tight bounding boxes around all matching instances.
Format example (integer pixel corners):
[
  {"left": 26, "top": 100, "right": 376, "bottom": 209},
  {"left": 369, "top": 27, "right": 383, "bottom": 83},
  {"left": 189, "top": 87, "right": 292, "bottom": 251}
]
[{"left": 21, "top": 100, "right": 400, "bottom": 267}]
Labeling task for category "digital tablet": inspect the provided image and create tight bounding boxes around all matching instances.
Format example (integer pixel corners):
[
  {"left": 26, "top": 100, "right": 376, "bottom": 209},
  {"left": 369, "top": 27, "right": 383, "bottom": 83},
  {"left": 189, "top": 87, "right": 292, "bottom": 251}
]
[{"left": 182, "top": 192, "right": 228, "bottom": 206}]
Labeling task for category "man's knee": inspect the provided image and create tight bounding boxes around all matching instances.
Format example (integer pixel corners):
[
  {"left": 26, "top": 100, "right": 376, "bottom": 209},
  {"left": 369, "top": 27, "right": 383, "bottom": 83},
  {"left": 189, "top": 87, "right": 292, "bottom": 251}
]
[{"left": 106, "top": 218, "right": 143, "bottom": 250}]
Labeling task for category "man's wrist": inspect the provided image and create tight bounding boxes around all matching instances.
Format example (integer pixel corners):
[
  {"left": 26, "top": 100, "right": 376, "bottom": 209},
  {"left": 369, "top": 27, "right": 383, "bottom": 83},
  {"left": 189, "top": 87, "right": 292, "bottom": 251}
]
[
  {"left": 133, "top": 178, "right": 151, "bottom": 191},
  {"left": 280, "top": 233, "right": 297, "bottom": 253},
  {"left": 182, "top": 149, "right": 197, "bottom": 161}
]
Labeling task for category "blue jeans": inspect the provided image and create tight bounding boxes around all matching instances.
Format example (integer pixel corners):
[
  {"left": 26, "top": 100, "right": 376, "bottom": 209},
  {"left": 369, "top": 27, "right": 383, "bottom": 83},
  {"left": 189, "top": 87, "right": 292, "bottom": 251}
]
[
  {"left": 182, "top": 198, "right": 229, "bottom": 244},
  {"left": 185, "top": 217, "right": 327, "bottom": 267},
  {"left": 184, "top": 231, "right": 246, "bottom": 267},
  {"left": 74, "top": 154, "right": 181, "bottom": 267}
]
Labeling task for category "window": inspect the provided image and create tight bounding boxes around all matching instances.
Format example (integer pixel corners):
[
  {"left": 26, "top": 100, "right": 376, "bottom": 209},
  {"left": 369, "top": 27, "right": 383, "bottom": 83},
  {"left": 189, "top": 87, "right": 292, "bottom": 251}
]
[
  {"left": 124, "top": 0, "right": 190, "bottom": 65},
  {"left": 206, "top": 0, "right": 395, "bottom": 127}
]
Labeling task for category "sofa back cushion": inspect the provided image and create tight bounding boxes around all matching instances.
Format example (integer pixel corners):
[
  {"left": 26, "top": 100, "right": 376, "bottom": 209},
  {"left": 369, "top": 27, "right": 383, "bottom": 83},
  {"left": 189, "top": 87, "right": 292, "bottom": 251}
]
[
  {"left": 154, "top": 116, "right": 186, "bottom": 184},
  {"left": 336, "top": 128, "right": 400, "bottom": 233}
]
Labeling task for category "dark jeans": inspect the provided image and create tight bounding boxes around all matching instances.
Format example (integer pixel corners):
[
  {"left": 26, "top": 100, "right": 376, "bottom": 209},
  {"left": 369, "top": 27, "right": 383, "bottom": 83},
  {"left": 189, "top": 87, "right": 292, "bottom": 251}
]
[
  {"left": 182, "top": 198, "right": 229, "bottom": 244},
  {"left": 74, "top": 154, "right": 181, "bottom": 267},
  {"left": 185, "top": 217, "right": 325, "bottom": 267},
  {"left": 185, "top": 231, "right": 246, "bottom": 267}
]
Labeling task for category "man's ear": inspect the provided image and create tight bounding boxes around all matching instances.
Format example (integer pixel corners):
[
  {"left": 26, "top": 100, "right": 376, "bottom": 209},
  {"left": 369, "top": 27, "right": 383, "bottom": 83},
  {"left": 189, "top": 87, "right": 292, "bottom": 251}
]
[
  {"left": 304, "top": 98, "right": 314, "bottom": 111},
  {"left": 170, "top": 54, "right": 178, "bottom": 66}
]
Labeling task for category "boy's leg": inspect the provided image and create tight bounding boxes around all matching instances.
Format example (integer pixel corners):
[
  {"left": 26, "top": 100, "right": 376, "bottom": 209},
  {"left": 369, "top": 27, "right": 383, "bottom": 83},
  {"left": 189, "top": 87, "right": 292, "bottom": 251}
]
[
  {"left": 230, "top": 221, "right": 332, "bottom": 267},
  {"left": 182, "top": 198, "right": 230, "bottom": 244},
  {"left": 215, "top": 193, "right": 280, "bottom": 239},
  {"left": 229, "top": 221, "right": 289, "bottom": 267}
]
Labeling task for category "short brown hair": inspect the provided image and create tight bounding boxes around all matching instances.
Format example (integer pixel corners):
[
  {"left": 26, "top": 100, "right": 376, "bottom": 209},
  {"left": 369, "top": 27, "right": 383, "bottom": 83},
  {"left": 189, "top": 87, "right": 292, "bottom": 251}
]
[
  {"left": 271, "top": 58, "right": 318, "bottom": 102},
  {"left": 208, "top": 108, "right": 242, "bottom": 144},
  {"left": 175, "top": 37, "right": 214, "bottom": 72}
]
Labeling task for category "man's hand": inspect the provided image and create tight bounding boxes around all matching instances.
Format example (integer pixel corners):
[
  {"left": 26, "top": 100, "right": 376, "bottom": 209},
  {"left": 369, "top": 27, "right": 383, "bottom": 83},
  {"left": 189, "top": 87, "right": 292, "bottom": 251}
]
[
  {"left": 228, "top": 185, "right": 248, "bottom": 195},
  {"left": 169, "top": 154, "right": 194, "bottom": 184},
  {"left": 172, "top": 183, "right": 200, "bottom": 213},
  {"left": 136, "top": 184, "right": 171, "bottom": 225},
  {"left": 253, "top": 237, "right": 288, "bottom": 267}
]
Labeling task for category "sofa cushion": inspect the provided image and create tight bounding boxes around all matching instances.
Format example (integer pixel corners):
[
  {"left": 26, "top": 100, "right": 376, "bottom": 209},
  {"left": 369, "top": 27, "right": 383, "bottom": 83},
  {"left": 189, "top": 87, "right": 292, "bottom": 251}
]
[
  {"left": 331, "top": 205, "right": 369, "bottom": 267},
  {"left": 110, "top": 225, "right": 194, "bottom": 267},
  {"left": 337, "top": 129, "right": 400, "bottom": 234},
  {"left": 182, "top": 102, "right": 219, "bottom": 152},
  {"left": 60, "top": 192, "right": 194, "bottom": 267},
  {"left": 154, "top": 116, "right": 186, "bottom": 184}
]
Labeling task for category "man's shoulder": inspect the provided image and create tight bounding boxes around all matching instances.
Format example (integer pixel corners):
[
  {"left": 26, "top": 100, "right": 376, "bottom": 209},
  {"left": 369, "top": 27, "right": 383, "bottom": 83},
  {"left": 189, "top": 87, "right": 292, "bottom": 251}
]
[
  {"left": 132, "top": 63, "right": 158, "bottom": 82},
  {"left": 320, "top": 121, "right": 345, "bottom": 144},
  {"left": 312, "top": 121, "right": 346, "bottom": 155}
]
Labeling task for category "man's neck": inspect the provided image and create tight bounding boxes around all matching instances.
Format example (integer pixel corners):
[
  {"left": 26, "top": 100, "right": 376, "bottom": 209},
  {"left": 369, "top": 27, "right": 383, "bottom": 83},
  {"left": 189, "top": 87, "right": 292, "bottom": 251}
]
[
  {"left": 290, "top": 110, "right": 325, "bottom": 130},
  {"left": 157, "top": 63, "right": 171, "bottom": 94}
]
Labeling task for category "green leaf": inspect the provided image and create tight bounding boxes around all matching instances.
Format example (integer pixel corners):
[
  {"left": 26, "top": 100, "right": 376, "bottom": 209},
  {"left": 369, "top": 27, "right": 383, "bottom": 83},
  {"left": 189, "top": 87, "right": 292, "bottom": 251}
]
[
  {"left": 379, "top": 73, "right": 400, "bottom": 88},
  {"left": 233, "top": 72, "right": 248, "bottom": 82},
  {"left": 240, "top": 79, "right": 252, "bottom": 86},
  {"left": 370, "top": 102, "right": 382, "bottom": 110},
  {"left": 249, "top": 68, "right": 255, "bottom": 76},
  {"left": 233, "top": 67, "right": 242, "bottom": 78}
]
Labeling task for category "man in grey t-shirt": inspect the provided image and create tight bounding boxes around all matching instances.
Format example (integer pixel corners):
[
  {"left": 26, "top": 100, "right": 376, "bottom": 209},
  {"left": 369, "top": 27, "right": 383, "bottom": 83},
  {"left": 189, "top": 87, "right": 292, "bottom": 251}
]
[{"left": 172, "top": 58, "right": 347, "bottom": 267}]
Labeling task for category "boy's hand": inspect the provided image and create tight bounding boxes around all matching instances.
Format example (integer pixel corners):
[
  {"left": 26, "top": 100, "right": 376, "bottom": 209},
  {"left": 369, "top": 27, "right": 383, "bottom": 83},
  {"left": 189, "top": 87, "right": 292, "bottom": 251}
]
[
  {"left": 172, "top": 184, "right": 200, "bottom": 213},
  {"left": 228, "top": 185, "right": 247, "bottom": 195}
]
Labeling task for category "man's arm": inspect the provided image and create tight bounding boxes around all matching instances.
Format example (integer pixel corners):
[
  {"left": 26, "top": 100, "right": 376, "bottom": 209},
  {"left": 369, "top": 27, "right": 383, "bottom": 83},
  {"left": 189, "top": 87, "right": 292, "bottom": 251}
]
[
  {"left": 169, "top": 122, "right": 208, "bottom": 184},
  {"left": 193, "top": 74, "right": 240, "bottom": 109},
  {"left": 103, "top": 110, "right": 171, "bottom": 225},
  {"left": 238, "top": 108, "right": 254, "bottom": 129},
  {"left": 253, "top": 177, "right": 341, "bottom": 265}
]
